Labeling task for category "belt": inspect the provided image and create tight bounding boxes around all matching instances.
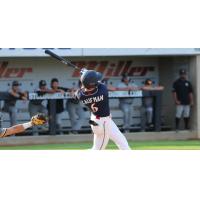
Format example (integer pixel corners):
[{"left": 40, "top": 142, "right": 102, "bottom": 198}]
[{"left": 95, "top": 115, "right": 110, "bottom": 119}]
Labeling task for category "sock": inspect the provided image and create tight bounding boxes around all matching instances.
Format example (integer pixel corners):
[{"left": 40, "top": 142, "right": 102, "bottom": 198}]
[
  {"left": 175, "top": 118, "right": 180, "bottom": 130},
  {"left": 184, "top": 118, "right": 190, "bottom": 129}
]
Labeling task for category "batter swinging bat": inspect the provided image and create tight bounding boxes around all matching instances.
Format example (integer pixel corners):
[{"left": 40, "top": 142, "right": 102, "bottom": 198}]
[{"left": 44, "top": 49, "right": 81, "bottom": 71}]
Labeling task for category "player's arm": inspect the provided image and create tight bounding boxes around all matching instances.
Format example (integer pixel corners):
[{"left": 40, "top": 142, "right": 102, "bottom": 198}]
[
  {"left": 172, "top": 82, "right": 180, "bottom": 105},
  {"left": 172, "top": 92, "right": 180, "bottom": 105},
  {"left": 0, "top": 124, "right": 28, "bottom": 138},
  {"left": 9, "top": 89, "right": 21, "bottom": 98},
  {"left": 116, "top": 86, "right": 141, "bottom": 91},
  {"left": 0, "top": 114, "right": 47, "bottom": 138},
  {"left": 69, "top": 89, "right": 81, "bottom": 101},
  {"left": 107, "top": 85, "right": 117, "bottom": 91},
  {"left": 142, "top": 86, "right": 164, "bottom": 91},
  {"left": 39, "top": 88, "right": 56, "bottom": 94}
]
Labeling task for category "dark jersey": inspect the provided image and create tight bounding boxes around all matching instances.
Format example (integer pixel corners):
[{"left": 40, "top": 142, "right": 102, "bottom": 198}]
[
  {"left": 30, "top": 89, "right": 47, "bottom": 105},
  {"left": 4, "top": 89, "right": 24, "bottom": 106},
  {"left": 172, "top": 78, "right": 193, "bottom": 105},
  {"left": 76, "top": 83, "right": 110, "bottom": 117}
]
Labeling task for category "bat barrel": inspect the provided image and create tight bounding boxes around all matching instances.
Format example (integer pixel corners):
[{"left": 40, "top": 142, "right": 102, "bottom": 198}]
[{"left": 45, "top": 49, "right": 81, "bottom": 71}]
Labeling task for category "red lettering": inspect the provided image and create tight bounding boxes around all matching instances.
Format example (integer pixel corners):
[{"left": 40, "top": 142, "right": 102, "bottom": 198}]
[
  {"left": 0, "top": 61, "right": 8, "bottom": 77},
  {"left": 121, "top": 61, "right": 132, "bottom": 75},
  {"left": 71, "top": 60, "right": 155, "bottom": 78},
  {"left": 16, "top": 68, "right": 32, "bottom": 77},
  {"left": 87, "top": 61, "right": 98, "bottom": 70},
  {"left": 4, "top": 68, "right": 19, "bottom": 78},
  {"left": 0, "top": 62, "right": 32, "bottom": 78},
  {"left": 105, "top": 62, "right": 116, "bottom": 77},
  {"left": 140, "top": 67, "right": 148, "bottom": 76},
  {"left": 113, "top": 61, "right": 125, "bottom": 76},
  {"left": 71, "top": 61, "right": 86, "bottom": 77},
  {"left": 96, "top": 61, "right": 108, "bottom": 73}
]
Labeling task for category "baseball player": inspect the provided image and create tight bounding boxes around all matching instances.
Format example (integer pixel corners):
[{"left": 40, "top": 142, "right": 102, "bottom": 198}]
[
  {"left": 172, "top": 69, "right": 194, "bottom": 130},
  {"left": 66, "top": 80, "right": 86, "bottom": 134},
  {"left": 2, "top": 80, "right": 27, "bottom": 126},
  {"left": 0, "top": 114, "right": 47, "bottom": 138},
  {"left": 28, "top": 80, "right": 50, "bottom": 135},
  {"left": 117, "top": 74, "right": 139, "bottom": 133},
  {"left": 47, "top": 78, "right": 68, "bottom": 135},
  {"left": 74, "top": 70, "right": 131, "bottom": 150},
  {"left": 141, "top": 79, "right": 164, "bottom": 130}
]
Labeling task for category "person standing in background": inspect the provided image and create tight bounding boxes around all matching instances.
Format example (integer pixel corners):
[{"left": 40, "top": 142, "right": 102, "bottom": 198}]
[
  {"left": 172, "top": 69, "right": 194, "bottom": 131},
  {"left": 66, "top": 80, "right": 86, "bottom": 134},
  {"left": 2, "top": 81, "right": 27, "bottom": 126},
  {"left": 28, "top": 80, "right": 52, "bottom": 135},
  {"left": 141, "top": 79, "right": 164, "bottom": 131},
  {"left": 117, "top": 74, "right": 139, "bottom": 133},
  {"left": 47, "top": 78, "right": 69, "bottom": 135}
]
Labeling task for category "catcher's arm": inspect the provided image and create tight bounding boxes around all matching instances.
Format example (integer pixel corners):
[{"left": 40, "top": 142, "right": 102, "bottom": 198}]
[
  {"left": 0, "top": 125, "right": 27, "bottom": 138},
  {"left": 0, "top": 114, "right": 47, "bottom": 138}
]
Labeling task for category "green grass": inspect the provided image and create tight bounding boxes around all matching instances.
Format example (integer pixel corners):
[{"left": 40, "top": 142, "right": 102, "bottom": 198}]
[{"left": 1, "top": 140, "right": 200, "bottom": 150}]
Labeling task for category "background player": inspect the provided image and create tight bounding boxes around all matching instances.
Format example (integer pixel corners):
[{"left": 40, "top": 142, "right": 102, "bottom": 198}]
[
  {"left": 172, "top": 69, "right": 194, "bottom": 130},
  {"left": 0, "top": 114, "right": 47, "bottom": 138},
  {"left": 75, "top": 70, "right": 131, "bottom": 150},
  {"left": 66, "top": 80, "right": 86, "bottom": 134},
  {"left": 2, "top": 80, "right": 27, "bottom": 126},
  {"left": 29, "top": 80, "right": 51, "bottom": 135},
  {"left": 117, "top": 74, "right": 139, "bottom": 133}
]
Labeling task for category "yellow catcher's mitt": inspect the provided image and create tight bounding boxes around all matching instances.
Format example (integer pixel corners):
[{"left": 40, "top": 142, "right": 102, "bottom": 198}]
[{"left": 31, "top": 114, "right": 47, "bottom": 126}]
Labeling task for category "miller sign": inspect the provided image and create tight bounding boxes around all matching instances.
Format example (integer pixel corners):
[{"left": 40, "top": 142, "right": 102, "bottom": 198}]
[{"left": 71, "top": 60, "right": 155, "bottom": 77}]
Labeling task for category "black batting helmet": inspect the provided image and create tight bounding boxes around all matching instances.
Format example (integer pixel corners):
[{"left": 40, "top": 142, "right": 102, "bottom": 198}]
[{"left": 81, "top": 70, "right": 100, "bottom": 89}]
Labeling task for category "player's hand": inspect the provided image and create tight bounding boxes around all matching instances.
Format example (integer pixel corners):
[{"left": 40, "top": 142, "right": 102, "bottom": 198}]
[
  {"left": 130, "top": 86, "right": 140, "bottom": 91},
  {"left": 31, "top": 114, "right": 47, "bottom": 126},
  {"left": 175, "top": 100, "right": 181, "bottom": 105},
  {"left": 58, "top": 89, "right": 65, "bottom": 95}
]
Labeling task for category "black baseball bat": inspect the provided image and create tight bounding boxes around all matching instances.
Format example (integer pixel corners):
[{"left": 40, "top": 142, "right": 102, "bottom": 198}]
[{"left": 44, "top": 49, "right": 81, "bottom": 71}]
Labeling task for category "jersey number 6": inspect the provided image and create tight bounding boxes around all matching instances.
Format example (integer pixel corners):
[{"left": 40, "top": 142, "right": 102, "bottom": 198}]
[{"left": 91, "top": 103, "right": 98, "bottom": 113}]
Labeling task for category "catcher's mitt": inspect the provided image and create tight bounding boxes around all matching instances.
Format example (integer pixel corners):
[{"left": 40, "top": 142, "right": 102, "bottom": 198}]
[{"left": 31, "top": 114, "right": 47, "bottom": 126}]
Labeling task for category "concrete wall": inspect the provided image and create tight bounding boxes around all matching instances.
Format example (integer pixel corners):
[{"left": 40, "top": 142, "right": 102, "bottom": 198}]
[{"left": 189, "top": 55, "right": 200, "bottom": 138}]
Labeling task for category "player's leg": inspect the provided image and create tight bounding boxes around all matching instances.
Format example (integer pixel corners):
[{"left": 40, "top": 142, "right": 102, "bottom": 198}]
[
  {"left": 74, "top": 103, "right": 86, "bottom": 131},
  {"left": 146, "top": 106, "right": 153, "bottom": 128},
  {"left": 66, "top": 101, "right": 77, "bottom": 131},
  {"left": 140, "top": 106, "right": 146, "bottom": 131},
  {"left": 183, "top": 105, "right": 191, "bottom": 130},
  {"left": 175, "top": 105, "right": 184, "bottom": 130},
  {"left": 120, "top": 103, "right": 130, "bottom": 131},
  {"left": 91, "top": 122, "right": 110, "bottom": 150},
  {"left": 9, "top": 106, "right": 17, "bottom": 126},
  {"left": 109, "top": 119, "right": 131, "bottom": 150},
  {"left": 56, "top": 113, "right": 63, "bottom": 135}
]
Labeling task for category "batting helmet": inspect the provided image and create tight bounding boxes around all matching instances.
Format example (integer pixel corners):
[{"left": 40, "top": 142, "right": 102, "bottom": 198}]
[{"left": 81, "top": 70, "right": 100, "bottom": 89}]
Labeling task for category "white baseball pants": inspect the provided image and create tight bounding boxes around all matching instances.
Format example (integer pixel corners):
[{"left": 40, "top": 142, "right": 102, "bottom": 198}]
[
  {"left": 176, "top": 105, "right": 191, "bottom": 118},
  {"left": 90, "top": 114, "right": 131, "bottom": 150}
]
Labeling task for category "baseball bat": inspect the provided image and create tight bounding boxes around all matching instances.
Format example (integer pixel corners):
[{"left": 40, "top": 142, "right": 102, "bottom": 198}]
[{"left": 44, "top": 49, "right": 81, "bottom": 71}]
